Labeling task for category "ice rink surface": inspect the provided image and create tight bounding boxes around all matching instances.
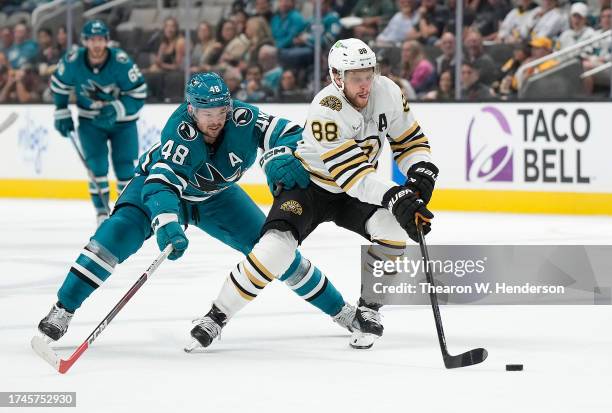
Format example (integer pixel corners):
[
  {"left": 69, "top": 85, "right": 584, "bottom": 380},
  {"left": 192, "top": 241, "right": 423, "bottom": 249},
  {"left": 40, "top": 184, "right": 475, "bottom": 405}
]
[{"left": 1, "top": 199, "right": 611, "bottom": 413}]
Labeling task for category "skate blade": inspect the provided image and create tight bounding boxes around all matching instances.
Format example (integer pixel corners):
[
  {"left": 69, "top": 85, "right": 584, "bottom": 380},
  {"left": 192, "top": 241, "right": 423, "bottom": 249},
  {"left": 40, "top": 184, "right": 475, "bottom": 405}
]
[
  {"left": 184, "top": 339, "right": 201, "bottom": 353},
  {"left": 349, "top": 332, "right": 380, "bottom": 349}
]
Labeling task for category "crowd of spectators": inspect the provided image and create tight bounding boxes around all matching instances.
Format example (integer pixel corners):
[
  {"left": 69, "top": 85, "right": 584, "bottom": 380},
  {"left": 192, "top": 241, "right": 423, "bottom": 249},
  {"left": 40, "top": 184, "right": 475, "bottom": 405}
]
[{"left": 0, "top": 0, "right": 610, "bottom": 103}]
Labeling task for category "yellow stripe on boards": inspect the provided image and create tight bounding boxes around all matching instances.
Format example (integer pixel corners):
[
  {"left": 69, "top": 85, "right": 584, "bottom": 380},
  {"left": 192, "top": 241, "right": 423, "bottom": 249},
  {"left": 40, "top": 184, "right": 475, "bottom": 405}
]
[{"left": 2, "top": 179, "right": 612, "bottom": 215}]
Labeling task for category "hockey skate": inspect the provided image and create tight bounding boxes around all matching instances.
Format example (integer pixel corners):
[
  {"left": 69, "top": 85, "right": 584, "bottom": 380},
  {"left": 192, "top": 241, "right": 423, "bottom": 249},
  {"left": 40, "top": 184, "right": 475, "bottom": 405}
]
[
  {"left": 38, "top": 302, "right": 74, "bottom": 342},
  {"left": 332, "top": 302, "right": 356, "bottom": 332},
  {"left": 349, "top": 299, "right": 383, "bottom": 349},
  {"left": 184, "top": 304, "right": 227, "bottom": 352}
]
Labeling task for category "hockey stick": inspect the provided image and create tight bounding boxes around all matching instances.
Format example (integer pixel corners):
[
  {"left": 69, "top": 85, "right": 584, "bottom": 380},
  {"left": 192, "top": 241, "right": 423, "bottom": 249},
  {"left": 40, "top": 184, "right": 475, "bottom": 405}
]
[
  {"left": 416, "top": 221, "right": 488, "bottom": 369},
  {"left": 0, "top": 112, "right": 18, "bottom": 134},
  {"left": 68, "top": 131, "right": 111, "bottom": 215},
  {"left": 31, "top": 245, "right": 173, "bottom": 374}
]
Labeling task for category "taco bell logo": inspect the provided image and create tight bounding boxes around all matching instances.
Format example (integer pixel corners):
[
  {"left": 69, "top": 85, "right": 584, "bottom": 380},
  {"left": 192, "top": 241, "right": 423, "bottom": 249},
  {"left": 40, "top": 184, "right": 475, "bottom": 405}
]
[{"left": 466, "top": 106, "right": 513, "bottom": 182}]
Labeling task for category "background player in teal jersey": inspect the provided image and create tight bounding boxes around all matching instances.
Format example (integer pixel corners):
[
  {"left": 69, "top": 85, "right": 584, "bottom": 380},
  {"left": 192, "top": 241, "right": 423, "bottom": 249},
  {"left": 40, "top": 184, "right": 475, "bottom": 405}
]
[
  {"left": 37, "top": 73, "right": 357, "bottom": 348},
  {"left": 51, "top": 20, "right": 147, "bottom": 224}
]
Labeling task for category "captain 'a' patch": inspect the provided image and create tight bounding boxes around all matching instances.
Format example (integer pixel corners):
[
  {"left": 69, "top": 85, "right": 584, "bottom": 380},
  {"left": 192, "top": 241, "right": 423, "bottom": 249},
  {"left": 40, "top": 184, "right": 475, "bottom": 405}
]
[
  {"left": 319, "top": 95, "right": 342, "bottom": 112},
  {"left": 280, "top": 200, "right": 303, "bottom": 215},
  {"left": 177, "top": 121, "right": 198, "bottom": 141},
  {"left": 232, "top": 107, "right": 253, "bottom": 126}
]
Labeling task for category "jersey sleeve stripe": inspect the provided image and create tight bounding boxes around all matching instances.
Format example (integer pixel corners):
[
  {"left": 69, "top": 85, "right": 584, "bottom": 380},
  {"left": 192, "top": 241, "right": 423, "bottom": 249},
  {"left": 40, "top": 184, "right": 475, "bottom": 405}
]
[
  {"left": 50, "top": 74, "right": 75, "bottom": 89},
  {"left": 320, "top": 140, "right": 359, "bottom": 161},
  {"left": 328, "top": 152, "right": 369, "bottom": 176},
  {"left": 144, "top": 175, "right": 183, "bottom": 197},
  {"left": 263, "top": 116, "right": 280, "bottom": 151},
  {"left": 394, "top": 146, "right": 431, "bottom": 164},
  {"left": 390, "top": 122, "right": 420, "bottom": 144},
  {"left": 150, "top": 162, "right": 188, "bottom": 188},
  {"left": 390, "top": 136, "right": 429, "bottom": 151},
  {"left": 340, "top": 165, "right": 376, "bottom": 191},
  {"left": 329, "top": 156, "right": 370, "bottom": 180}
]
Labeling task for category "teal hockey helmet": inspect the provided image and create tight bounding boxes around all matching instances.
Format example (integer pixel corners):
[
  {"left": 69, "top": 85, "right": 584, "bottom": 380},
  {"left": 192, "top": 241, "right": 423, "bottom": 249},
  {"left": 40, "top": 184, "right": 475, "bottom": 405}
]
[
  {"left": 185, "top": 72, "right": 232, "bottom": 110},
  {"left": 81, "top": 20, "right": 110, "bottom": 41}
]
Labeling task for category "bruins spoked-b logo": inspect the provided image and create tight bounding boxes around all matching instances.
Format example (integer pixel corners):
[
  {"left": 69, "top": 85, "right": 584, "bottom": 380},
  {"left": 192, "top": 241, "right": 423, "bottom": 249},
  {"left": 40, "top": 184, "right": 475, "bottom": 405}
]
[
  {"left": 232, "top": 107, "right": 253, "bottom": 126},
  {"left": 319, "top": 95, "right": 342, "bottom": 112},
  {"left": 178, "top": 121, "right": 198, "bottom": 141},
  {"left": 280, "top": 200, "right": 303, "bottom": 215}
]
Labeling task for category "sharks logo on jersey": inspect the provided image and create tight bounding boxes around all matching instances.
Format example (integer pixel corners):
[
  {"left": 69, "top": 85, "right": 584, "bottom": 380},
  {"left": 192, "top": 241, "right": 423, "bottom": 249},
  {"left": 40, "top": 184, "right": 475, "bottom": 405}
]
[
  {"left": 81, "top": 79, "right": 119, "bottom": 103},
  {"left": 190, "top": 164, "right": 242, "bottom": 193}
]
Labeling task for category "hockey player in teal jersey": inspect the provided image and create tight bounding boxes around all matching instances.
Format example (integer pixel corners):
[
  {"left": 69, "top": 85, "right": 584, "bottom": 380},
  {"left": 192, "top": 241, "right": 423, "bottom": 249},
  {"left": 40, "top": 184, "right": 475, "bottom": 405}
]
[
  {"left": 51, "top": 20, "right": 147, "bottom": 224},
  {"left": 37, "top": 72, "right": 357, "bottom": 347}
]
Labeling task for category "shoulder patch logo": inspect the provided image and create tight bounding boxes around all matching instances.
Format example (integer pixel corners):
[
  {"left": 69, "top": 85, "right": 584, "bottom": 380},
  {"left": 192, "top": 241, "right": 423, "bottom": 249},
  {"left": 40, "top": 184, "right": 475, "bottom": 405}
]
[
  {"left": 232, "top": 107, "right": 253, "bottom": 126},
  {"left": 177, "top": 121, "right": 198, "bottom": 141},
  {"left": 280, "top": 200, "right": 303, "bottom": 216},
  {"left": 319, "top": 95, "right": 342, "bottom": 112},
  {"left": 116, "top": 51, "right": 129, "bottom": 64}
]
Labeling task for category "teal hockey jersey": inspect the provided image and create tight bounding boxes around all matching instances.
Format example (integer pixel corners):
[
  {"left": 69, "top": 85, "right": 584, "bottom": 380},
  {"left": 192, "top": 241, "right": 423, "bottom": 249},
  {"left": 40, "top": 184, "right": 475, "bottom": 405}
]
[
  {"left": 137, "top": 100, "right": 303, "bottom": 217},
  {"left": 50, "top": 46, "right": 147, "bottom": 122}
]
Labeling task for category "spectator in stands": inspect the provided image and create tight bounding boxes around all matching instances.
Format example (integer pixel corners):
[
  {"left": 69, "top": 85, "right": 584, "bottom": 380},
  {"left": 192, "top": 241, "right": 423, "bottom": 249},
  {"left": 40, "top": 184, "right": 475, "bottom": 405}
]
[
  {"left": 424, "top": 69, "right": 454, "bottom": 100},
  {"left": 378, "top": 49, "right": 417, "bottom": 99},
  {"left": 0, "top": 27, "right": 13, "bottom": 54},
  {"left": 464, "top": 29, "right": 498, "bottom": 86},
  {"left": 56, "top": 26, "right": 68, "bottom": 57},
  {"left": 400, "top": 40, "right": 435, "bottom": 93},
  {"left": 190, "top": 22, "right": 219, "bottom": 74},
  {"left": 278, "top": 0, "right": 340, "bottom": 69},
  {"left": 270, "top": 0, "right": 307, "bottom": 49},
  {"left": 211, "top": 19, "right": 239, "bottom": 67},
  {"left": 241, "top": 63, "right": 272, "bottom": 102},
  {"left": 274, "top": 68, "right": 308, "bottom": 102},
  {"left": 0, "top": 64, "right": 41, "bottom": 103},
  {"left": 35, "top": 28, "right": 59, "bottom": 79},
  {"left": 7, "top": 23, "right": 39, "bottom": 69},
  {"left": 519, "top": 36, "right": 558, "bottom": 82},
  {"left": 470, "top": 0, "right": 511, "bottom": 40},
  {"left": 258, "top": 44, "right": 283, "bottom": 90},
  {"left": 220, "top": 21, "right": 251, "bottom": 68},
  {"left": 376, "top": 0, "right": 420, "bottom": 46},
  {"left": 558, "top": 3, "right": 596, "bottom": 50},
  {"left": 146, "top": 17, "right": 185, "bottom": 73},
  {"left": 253, "top": 0, "right": 274, "bottom": 22},
  {"left": 223, "top": 66, "right": 243, "bottom": 95},
  {"left": 496, "top": 41, "right": 530, "bottom": 98},
  {"left": 435, "top": 32, "right": 455, "bottom": 77},
  {"left": 350, "top": 0, "right": 396, "bottom": 41},
  {"left": 524, "top": 0, "right": 568, "bottom": 40},
  {"left": 407, "top": 0, "right": 450, "bottom": 45},
  {"left": 242, "top": 16, "right": 274, "bottom": 67},
  {"left": 461, "top": 61, "right": 494, "bottom": 100},
  {"left": 231, "top": 10, "right": 249, "bottom": 34},
  {"left": 444, "top": 0, "right": 476, "bottom": 35},
  {"left": 498, "top": 0, "right": 539, "bottom": 43},
  {"left": 583, "top": 6, "right": 611, "bottom": 93}
]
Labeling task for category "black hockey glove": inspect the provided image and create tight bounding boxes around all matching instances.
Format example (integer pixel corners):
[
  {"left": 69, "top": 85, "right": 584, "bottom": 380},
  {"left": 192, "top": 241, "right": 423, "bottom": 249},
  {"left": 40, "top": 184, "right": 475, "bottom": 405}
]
[
  {"left": 383, "top": 186, "right": 434, "bottom": 242},
  {"left": 405, "top": 161, "right": 438, "bottom": 205}
]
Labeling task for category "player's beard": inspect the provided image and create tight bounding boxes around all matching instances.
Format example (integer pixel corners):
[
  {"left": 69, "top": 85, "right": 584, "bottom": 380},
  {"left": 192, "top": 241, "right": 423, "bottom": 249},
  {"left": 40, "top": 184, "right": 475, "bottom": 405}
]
[
  {"left": 88, "top": 47, "right": 107, "bottom": 63},
  {"left": 348, "top": 91, "right": 369, "bottom": 109},
  {"left": 200, "top": 121, "right": 224, "bottom": 144}
]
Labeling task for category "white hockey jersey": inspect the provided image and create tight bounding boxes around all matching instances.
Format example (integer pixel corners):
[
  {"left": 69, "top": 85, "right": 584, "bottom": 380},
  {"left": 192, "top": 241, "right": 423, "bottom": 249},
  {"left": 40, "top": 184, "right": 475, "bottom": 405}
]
[{"left": 295, "top": 75, "right": 432, "bottom": 206}]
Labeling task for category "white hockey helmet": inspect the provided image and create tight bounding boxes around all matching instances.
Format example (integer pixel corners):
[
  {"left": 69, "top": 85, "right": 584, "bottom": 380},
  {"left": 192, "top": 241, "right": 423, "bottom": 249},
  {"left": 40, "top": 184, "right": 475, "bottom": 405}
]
[{"left": 328, "top": 38, "right": 377, "bottom": 92}]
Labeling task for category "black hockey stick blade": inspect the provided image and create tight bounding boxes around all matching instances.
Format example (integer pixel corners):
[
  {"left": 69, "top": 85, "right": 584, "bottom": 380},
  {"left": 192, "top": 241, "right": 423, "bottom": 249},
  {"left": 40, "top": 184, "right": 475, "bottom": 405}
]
[{"left": 444, "top": 347, "right": 488, "bottom": 369}]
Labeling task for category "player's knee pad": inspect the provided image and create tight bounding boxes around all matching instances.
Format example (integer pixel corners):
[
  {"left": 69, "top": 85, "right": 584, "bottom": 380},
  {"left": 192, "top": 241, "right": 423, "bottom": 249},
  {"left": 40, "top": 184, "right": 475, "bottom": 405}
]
[
  {"left": 213, "top": 230, "right": 298, "bottom": 318},
  {"left": 86, "top": 155, "right": 109, "bottom": 178},
  {"left": 92, "top": 205, "right": 150, "bottom": 263},
  {"left": 366, "top": 209, "right": 407, "bottom": 249}
]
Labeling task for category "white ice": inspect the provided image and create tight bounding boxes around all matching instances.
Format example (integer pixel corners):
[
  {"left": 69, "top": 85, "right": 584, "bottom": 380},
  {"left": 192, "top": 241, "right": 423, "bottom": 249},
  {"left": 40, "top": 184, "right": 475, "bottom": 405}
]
[{"left": 1, "top": 199, "right": 611, "bottom": 413}]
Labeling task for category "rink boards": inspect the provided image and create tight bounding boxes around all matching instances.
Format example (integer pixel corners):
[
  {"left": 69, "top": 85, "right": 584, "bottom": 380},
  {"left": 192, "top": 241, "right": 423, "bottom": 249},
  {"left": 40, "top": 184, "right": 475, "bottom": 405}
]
[{"left": 0, "top": 102, "right": 610, "bottom": 214}]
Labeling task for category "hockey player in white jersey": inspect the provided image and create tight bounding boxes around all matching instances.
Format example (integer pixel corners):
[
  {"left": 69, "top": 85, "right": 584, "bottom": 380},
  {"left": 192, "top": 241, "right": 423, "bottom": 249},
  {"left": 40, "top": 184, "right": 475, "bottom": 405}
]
[{"left": 189, "top": 38, "right": 438, "bottom": 350}]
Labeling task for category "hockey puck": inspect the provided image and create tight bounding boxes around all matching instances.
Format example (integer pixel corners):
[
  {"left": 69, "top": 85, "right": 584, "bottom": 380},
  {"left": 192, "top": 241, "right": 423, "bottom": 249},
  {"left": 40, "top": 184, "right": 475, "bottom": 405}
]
[{"left": 506, "top": 364, "right": 523, "bottom": 371}]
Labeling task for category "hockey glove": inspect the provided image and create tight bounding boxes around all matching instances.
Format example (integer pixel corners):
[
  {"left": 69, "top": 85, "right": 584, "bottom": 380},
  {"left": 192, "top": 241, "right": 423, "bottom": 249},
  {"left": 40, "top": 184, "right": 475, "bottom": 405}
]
[
  {"left": 92, "top": 104, "right": 118, "bottom": 130},
  {"left": 259, "top": 146, "right": 310, "bottom": 195},
  {"left": 152, "top": 214, "right": 188, "bottom": 260},
  {"left": 383, "top": 186, "right": 434, "bottom": 242},
  {"left": 54, "top": 108, "right": 74, "bottom": 137},
  {"left": 405, "top": 161, "right": 438, "bottom": 205}
]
